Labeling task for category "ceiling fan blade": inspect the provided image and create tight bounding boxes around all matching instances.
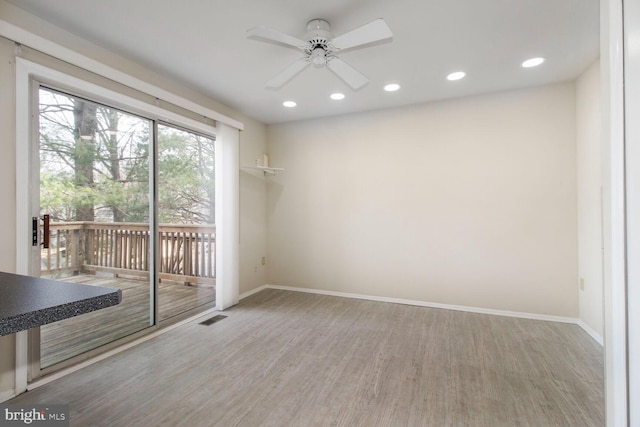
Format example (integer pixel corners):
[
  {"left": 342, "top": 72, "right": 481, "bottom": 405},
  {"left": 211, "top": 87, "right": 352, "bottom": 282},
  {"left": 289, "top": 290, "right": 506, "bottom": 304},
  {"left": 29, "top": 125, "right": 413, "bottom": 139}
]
[
  {"left": 266, "top": 58, "right": 311, "bottom": 88},
  {"left": 330, "top": 18, "right": 393, "bottom": 51},
  {"left": 247, "top": 26, "right": 307, "bottom": 49},
  {"left": 326, "top": 57, "right": 369, "bottom": 90}
]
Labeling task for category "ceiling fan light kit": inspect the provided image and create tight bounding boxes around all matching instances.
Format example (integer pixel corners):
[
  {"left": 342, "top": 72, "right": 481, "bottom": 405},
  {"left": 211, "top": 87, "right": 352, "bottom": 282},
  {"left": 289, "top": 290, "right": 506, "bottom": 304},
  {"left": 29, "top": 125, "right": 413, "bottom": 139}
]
[{"left": 247, "top": 18, "right": 393, "bottom": 90}]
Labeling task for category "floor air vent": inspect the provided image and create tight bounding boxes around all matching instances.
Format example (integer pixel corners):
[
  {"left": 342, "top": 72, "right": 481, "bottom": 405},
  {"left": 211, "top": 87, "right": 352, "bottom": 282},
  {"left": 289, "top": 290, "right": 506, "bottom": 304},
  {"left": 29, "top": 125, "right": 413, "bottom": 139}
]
[{"left": 199, "top": 314, "right": 227, "bottom": 326}]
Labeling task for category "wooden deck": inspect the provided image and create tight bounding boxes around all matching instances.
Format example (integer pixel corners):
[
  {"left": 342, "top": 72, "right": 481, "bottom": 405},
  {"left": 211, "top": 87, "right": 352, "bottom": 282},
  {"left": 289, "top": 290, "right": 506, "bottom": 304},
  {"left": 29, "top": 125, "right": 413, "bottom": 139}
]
[{"left": 40, "top": 274, "right": 215, "bottom": 368}]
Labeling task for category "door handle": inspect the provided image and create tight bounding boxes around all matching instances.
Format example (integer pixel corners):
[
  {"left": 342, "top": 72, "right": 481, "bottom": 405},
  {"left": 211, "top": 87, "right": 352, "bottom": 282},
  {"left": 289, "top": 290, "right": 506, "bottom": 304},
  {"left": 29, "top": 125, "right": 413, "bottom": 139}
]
[
  {"left": 34, "top": 214, "right": 50, "bottom": 249},
  {"left": 42, "top": 214, "right": 50, "bottom": 249},
  {"left": 32, "top": 217, "right": 38, "bottom": 246}
]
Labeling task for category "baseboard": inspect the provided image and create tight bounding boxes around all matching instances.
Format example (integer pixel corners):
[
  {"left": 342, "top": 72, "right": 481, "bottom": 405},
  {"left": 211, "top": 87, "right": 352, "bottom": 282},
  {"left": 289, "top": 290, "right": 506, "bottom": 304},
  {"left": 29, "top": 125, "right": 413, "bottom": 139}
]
[
  {"left": 264, "top": 284, "right": 580, "bottom": 323},
  {"left": 239, "top": 285, "right": 268, "bottom": 300},
  {"left": 245, "top": 285, "right": 604, "bottom": 347},
  {"left": 576, "top": 320, "right": 604, "bottom": 346},
  {"left": 0, "top": 390, "right": 16, "bottom": 403}
]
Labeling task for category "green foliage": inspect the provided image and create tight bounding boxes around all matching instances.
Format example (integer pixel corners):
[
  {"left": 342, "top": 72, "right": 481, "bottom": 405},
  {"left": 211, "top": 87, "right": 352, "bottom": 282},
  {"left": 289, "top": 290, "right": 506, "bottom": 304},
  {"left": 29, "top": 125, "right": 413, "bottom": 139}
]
[
  {"left": 39, "top": 88, "right": 215, "bottom": 225},
  {"left": 158, "top": 125, "right": 215, "bottom": 224},
  {"left": 40, "top": 172, "right": 77, "bottom": 221}
]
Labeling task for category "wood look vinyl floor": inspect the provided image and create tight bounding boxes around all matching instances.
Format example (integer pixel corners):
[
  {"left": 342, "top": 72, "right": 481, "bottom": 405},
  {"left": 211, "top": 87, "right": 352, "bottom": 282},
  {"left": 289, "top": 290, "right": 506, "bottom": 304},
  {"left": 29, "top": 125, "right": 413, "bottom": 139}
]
[{"left": 9, "top": 289, "right": 604, "bottom": 426}]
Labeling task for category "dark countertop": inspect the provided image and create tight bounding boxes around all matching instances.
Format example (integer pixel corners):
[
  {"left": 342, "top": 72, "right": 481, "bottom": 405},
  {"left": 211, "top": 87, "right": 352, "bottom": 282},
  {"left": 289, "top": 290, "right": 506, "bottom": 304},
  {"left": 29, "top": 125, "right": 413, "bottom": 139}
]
[{"left": 0, "top": 271, "right": 122, "bottom": 336}]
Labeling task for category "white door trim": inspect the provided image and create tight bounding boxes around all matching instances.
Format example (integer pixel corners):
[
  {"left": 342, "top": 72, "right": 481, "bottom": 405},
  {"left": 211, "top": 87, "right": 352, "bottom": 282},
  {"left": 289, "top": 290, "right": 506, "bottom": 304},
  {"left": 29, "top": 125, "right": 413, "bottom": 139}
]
[
  {"left": 601, "top": 0, "right": 628, "bottom": 425},
  {"left": 623, "top": 0, "right": 640, "bottom": 423}
]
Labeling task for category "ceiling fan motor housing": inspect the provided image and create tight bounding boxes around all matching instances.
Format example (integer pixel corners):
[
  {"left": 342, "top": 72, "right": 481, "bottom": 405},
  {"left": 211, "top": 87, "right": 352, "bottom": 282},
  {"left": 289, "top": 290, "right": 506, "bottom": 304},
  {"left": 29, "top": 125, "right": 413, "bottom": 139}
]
[
  {"left": 306, "top": 18, "right": 331, "bottom": 34},
  {"left": 305, "top": 19, "right": 334, "bottom": 66}
]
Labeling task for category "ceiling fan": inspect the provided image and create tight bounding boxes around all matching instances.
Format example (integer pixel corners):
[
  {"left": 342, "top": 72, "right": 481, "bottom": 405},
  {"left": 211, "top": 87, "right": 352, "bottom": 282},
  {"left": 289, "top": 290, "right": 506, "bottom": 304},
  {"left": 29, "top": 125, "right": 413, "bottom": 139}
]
[{"left": 247, "top": 18, "right": 393, "bottom": 90}]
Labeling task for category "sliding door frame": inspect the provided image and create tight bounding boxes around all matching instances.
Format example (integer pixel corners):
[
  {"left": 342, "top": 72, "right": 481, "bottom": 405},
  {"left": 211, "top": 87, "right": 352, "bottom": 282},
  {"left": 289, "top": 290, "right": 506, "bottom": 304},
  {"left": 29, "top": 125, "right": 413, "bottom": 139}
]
[{"left": 16, "top": 57, "right": 218, "bottom": 382}]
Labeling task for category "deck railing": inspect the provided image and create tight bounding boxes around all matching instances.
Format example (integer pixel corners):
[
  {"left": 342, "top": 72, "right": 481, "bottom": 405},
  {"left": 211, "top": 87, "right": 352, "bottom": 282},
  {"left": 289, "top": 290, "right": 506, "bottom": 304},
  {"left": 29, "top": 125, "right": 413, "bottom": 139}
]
[{"left": 41, "top": 222, "right": 215, "bottom": 285}]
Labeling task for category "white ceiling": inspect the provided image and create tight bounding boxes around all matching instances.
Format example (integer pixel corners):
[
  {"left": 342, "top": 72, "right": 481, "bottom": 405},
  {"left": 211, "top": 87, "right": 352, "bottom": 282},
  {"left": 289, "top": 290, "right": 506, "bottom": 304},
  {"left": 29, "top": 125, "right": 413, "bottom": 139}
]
[{"left": 7, "top": 0, "right": 599, "bottom": 125}]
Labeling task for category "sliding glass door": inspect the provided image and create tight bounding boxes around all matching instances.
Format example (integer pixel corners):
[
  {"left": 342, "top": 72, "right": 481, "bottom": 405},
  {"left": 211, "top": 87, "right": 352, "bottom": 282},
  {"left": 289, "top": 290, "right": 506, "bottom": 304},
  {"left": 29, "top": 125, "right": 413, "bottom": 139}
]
[
  {"left": 34, "top": 86, "right": 216, "bottom": 371},
  {"left": 157, "top": 124, "right": 216, "bottom": 321},
  {"left": 37, "top": 87, "right": 153, "bottom": 368}
]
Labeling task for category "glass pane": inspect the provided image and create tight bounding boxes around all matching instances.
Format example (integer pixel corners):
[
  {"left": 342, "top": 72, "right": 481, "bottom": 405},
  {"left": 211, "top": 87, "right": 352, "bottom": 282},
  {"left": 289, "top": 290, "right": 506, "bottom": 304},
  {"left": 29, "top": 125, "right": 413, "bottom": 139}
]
[
  {"left": 157, "top": 123, "right": 216, "bottom": 321},
  {"left": 38, "top": 87, "right": 153, "bottom": 368}
]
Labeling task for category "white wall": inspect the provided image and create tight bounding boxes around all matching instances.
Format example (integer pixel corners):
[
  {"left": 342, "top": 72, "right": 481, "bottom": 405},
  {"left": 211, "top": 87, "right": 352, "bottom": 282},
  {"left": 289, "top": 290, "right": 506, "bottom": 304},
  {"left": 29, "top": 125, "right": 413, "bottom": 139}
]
[
  {"left": 267, "top": 83, "right": 578, "bottom": 317},
  {"left": 576, "top": 60, "right": 604, "bottom": 338}
]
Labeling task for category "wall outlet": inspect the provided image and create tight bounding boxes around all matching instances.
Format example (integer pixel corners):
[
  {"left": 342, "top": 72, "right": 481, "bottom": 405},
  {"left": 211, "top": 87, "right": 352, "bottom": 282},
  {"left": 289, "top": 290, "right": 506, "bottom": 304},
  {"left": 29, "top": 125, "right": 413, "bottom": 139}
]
[
  {"left": 261, "top": 256, "right": 266, "bottom": 265},
  {"left": 579, "top": 277, "right": 585, "bottom": 291}
]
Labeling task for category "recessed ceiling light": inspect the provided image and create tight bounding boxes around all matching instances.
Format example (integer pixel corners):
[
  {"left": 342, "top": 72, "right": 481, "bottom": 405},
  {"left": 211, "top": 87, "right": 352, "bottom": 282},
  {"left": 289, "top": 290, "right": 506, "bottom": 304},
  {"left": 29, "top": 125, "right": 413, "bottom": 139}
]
[
  {"left": 522, "top": 57, "right": 545, "bottom": 68},
  {"left": 282, "top": 101, "right": 297, "bottom": 108},
  {"left": 447, "top": 71, "right": 466, "bottom": 81},
  {"left": 330, "top": 93, "right": 345, "bottom": 100},
  {"left": 384, "top": 83, "right": 400, "bottom": 92}
]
